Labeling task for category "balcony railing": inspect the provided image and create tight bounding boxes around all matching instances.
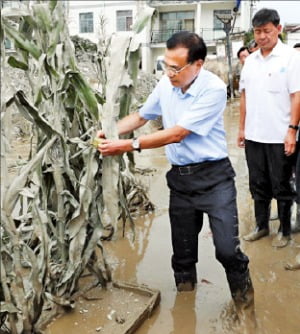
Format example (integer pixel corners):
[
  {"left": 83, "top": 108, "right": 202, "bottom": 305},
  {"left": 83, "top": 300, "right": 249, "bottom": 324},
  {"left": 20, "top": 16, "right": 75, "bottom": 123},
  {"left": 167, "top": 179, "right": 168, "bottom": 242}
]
[
  {"left": 151, "top": 29, "right": 183, "bottom": 44},
  {"left": 147, "top": 0, "right": 202, "bottom": 5},
  {"left": 151, "top": 28, "right": 242, "bottom": 44}
]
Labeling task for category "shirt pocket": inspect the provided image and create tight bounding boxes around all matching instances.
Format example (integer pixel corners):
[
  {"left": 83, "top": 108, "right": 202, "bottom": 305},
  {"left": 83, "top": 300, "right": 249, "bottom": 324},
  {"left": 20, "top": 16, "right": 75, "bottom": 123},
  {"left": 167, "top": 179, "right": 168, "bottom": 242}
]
[{"left": 266, "top": 69, "right": 287, "bottom": 93}]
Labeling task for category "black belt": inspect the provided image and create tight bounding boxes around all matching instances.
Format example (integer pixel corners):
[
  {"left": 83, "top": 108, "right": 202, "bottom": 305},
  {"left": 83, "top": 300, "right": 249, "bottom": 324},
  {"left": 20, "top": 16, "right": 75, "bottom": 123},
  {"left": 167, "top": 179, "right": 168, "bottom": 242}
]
[{"left": 172, "top": 158, "right": 228, "bottom": 176}]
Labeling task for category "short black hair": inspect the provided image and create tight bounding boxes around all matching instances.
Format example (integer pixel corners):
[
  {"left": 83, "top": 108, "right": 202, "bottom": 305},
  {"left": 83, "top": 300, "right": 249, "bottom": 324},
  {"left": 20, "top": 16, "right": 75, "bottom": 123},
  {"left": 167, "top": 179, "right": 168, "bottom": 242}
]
[
  {"left": 252, "top": 8, "right": 280, "bottom": 27},
  {"left": 166, "top": 31, "right": 207, "bottom": 62},
  {"left": 237, "top": 46, "right": 249, "bottom": 58},
  {"left": 294, "top": 43, "right": 300, "bottom": 48}
]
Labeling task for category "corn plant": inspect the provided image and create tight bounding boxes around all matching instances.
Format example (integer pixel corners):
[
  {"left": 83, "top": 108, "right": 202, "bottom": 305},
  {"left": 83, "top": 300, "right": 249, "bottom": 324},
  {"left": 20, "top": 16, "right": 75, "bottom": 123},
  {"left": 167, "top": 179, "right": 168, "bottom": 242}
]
[{"left": 0, "top": 1, "right": 154, "bottom": 333}]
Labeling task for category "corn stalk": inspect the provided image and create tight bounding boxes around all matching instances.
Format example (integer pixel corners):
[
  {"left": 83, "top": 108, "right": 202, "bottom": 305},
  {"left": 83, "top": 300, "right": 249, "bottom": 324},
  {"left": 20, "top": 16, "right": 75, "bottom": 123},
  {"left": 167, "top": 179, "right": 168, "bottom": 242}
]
[{"left": 0, "top": 1, "right": 154, "bottom": 333}]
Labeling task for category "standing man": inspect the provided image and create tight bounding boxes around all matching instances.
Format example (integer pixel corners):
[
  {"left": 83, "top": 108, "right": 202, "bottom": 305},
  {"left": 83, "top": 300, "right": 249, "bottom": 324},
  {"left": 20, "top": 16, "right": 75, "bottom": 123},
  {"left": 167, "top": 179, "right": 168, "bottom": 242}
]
[
  {"left": 98, "top": 31, "right": 255, "bottom": 322},
  {"left": 285, "top": 43, "right": 300, "bottom": 270},
  {"left": 238, "top": 8, "right": 300, "bottom": 247}
]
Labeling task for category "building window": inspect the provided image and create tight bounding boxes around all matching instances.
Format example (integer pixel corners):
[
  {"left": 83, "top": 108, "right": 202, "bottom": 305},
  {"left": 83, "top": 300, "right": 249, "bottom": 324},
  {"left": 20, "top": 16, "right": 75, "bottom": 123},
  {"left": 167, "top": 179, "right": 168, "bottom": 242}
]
[
  {"left": 4, "top": 38, "right": 12, "bottom": 49},
  {"left": 79, "top": 12, "right": 94, "bottom": 33},
  {"left": 2, "top": 0, "right": 23, "bottom": 8},
  {"left": 213, "top": 10, "right": 231, "bottom": 30},
  {"left": 116, "top": 10, "right": 133, "bottom": 31},
  {"left": 160, "top": 11, "right": 194, "bottom": 32}
]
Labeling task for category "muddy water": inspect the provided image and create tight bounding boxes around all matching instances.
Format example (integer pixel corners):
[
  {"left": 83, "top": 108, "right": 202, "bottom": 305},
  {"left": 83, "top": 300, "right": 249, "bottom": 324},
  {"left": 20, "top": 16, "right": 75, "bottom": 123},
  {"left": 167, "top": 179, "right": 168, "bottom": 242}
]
[{"left": 47, "top": 100, "right": 300, "bottom": 334}]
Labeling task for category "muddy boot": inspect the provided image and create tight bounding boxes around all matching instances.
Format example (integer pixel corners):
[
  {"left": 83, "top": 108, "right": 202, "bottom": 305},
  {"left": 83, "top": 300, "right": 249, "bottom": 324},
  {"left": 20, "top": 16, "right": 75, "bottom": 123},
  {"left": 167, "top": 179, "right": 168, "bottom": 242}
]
[
  {"left": 243, "top": 227, "right": 268, "bottom": 241},
  {"left": 284, "top": 253, "right": 300, "bottom": 271},
  {"left": 243, "top": 200, "right": 270, "bottom": 241},
  {"left": 271, "top": 232, "right": 291, "bottom": 248},
  {"left": 293, "top": 204, "right": 300, "bottom": 233},
  {"left": 174, "top": 269, "right": 197, "bottom": 292},
  {"left": 228, "top": 270, "right": 257, "bottom": 333},
  {"left": 176, "top": 281, "right": 195, "bottom": 292},
  {"left": 276, "top": 200, "right": 292, "bottom": 244}
]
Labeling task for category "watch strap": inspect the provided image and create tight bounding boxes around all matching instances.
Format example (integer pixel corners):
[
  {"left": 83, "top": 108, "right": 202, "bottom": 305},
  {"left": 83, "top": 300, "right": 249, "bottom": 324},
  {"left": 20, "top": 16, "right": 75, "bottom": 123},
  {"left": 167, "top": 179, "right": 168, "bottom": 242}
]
[{"left": 288, "top": 124, "right": 299, "bottom": 130}]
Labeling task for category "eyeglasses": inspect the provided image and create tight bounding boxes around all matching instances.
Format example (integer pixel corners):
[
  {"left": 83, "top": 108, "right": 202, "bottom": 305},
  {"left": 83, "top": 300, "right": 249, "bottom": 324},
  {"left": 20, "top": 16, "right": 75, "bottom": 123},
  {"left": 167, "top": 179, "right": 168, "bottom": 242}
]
[{"left": 161, "top": 61, "right": 192, "bottom": 75}]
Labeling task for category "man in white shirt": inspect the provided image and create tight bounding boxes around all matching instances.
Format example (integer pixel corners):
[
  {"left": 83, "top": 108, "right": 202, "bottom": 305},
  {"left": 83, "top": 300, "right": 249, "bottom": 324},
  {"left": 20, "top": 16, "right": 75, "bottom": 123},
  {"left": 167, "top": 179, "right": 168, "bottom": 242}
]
[{"left": 238, "top": 8, "right": 300, "bottom": 247}]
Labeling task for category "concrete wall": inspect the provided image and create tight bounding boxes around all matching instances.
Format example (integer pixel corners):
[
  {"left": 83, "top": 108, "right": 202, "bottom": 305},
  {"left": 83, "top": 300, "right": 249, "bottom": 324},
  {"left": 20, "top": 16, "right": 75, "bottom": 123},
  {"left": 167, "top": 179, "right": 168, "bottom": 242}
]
[
  {"left": 68, "top": 0, "right": 137, "bottom": 43},
  {"left": 67, "top": 0, "right": 251, "bottom": 75},
  {"left": 286, "top": 31, "right": 300, "bottom": 47}
]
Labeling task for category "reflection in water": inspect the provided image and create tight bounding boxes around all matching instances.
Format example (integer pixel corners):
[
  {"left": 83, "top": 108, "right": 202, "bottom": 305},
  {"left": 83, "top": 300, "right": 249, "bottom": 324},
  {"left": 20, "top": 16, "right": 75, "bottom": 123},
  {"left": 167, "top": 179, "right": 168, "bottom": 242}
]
[
  {"left": 170, "top": 292, "right": 196, "bottom": 334},
  {"left": 106, "top": 211, "right": 156, "bottom": 283}
]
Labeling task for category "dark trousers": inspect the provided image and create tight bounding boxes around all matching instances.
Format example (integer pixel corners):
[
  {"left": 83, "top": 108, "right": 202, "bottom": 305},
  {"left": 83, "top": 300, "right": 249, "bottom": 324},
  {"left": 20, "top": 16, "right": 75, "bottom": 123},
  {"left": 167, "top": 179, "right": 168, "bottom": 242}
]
[
  {"left": 245, "top": 140, "right": 296, "bottom": 236},
  {"left": 166, "top": 158, "right": 249, "bottom": 291},
  {"left": 296, "top": 143, "right": 300, "bottom": 204}
]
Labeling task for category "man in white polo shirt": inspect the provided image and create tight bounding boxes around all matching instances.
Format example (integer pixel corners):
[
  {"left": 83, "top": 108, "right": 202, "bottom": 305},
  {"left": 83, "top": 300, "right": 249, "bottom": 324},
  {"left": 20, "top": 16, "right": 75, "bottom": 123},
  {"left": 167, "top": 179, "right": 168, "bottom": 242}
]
[{"left": 238, "top": 8, "right": 300, "bottom": 247}]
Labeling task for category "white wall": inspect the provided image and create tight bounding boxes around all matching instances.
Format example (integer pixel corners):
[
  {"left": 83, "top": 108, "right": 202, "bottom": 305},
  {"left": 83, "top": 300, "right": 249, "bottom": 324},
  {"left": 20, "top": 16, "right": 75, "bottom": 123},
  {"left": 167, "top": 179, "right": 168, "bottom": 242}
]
[
  {"left": 68, "top": 1, "right": 137, "bottom": 43},
  {"left": 287, "top": 31, "right": 300, "bottom": 47},
  {"left": 66, "top": 0, "right": 252, "bottom": 73}
]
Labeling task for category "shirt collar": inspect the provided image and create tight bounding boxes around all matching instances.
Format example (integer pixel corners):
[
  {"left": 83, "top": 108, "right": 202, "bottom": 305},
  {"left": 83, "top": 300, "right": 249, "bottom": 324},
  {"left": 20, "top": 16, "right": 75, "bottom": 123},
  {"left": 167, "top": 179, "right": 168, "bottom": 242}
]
[
  {"left": 256, "top": 39, "right": 284, "bottom": 59},
  {"left": 173, "top": 68, "right": 205, "bottom": 97}
]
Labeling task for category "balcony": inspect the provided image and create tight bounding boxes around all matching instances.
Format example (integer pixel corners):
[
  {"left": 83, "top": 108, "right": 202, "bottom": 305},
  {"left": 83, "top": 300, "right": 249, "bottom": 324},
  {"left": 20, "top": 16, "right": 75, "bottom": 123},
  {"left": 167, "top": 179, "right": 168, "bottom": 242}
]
[
  {"left": 151, "top": 29, "right": 183, "bottom": 44},
  {"left": 147, "top": 0, "right": 203, "bottom": 5},
  {"left": 151, "top": 27, "right": 242, "bottom": 44}
]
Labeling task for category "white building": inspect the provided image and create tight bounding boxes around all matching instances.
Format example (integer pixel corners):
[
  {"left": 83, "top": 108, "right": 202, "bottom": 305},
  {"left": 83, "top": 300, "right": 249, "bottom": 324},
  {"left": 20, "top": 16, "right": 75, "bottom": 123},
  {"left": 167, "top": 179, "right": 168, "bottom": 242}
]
[
  {"left": 67, "top": 1, "right": 138, "bottom": 42},
  {"left": 284, "top": 24, "right": 300, "bottom": 47},
  {"left": 2, "top": 0, "right": 254, "bottom": 73},
  {"left": 67, "top": 0, "right": 253, "bottom": 73}
]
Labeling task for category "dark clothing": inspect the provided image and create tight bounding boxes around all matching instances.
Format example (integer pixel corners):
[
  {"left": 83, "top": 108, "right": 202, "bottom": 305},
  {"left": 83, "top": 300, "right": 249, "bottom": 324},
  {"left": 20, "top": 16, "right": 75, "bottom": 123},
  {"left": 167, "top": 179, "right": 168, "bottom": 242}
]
[
  {"left": 245, "top": 140, "right": 297, "bottom": 236},
  {"left": 254, "top": 199, "right": 271, "bottom": 231},
  {"left": 296, "top": 143, "right": 300, "bottom": 204},
  {"left": 245, "top": 140, "right": 296, "bottom": 201},
  {"left": 166, "top": 158, "right": 249, "bottom": 288}
]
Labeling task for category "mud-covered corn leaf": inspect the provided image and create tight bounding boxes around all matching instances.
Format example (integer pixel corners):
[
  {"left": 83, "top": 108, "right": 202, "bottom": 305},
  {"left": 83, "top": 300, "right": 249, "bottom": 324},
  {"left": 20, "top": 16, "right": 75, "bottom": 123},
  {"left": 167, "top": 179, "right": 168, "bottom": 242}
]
[
  {"left": 2, "top": 136, "right": 57, "bottom": 216},
  {"left": 2, "top": 18, "right": 41, "bottom": 60},
  {"left": 132, "top": 7, "right": 155, "bottom": 34},
  {"left": 67, "top": 71, "right": 99, "bottom": 120},
  {"left": 0, "top": 302, "right": 19, "bottom": 314},
  {"left": 49, "top": 0, "right": 58, "bottom": 12},
  {"left": 14, "top": 91, "right": 58, "bottom": 138},
  {"left": 32, "top": 4, "right": 53, "bottom": 33},
  {"left": 7, "top": 56, "right": 28, "bottom": 70}
]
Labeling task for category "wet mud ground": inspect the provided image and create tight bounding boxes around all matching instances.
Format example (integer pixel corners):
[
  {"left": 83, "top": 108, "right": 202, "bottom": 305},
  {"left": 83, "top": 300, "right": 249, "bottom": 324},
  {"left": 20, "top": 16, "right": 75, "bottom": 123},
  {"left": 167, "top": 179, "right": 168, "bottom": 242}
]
[{"left": 24, "top": 100, "right": 300, "bottom": 334}]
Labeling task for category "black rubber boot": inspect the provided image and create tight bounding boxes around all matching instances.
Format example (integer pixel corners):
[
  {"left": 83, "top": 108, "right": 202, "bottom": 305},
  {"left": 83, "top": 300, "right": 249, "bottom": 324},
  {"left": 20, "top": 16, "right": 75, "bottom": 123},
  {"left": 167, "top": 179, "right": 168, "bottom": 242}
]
[
  {"left": 272, "top": 200, "right": 293, "bottom": 247},
  {"left": 243, "top": 200, "right": 270, "bottom": 241},
  {"left": 174, "top": 267, "right": 197, "bottom": 292},
  {"left": 254, "top": 199, "right": 271, "bottom": 230},
  {"left": 227, "top": 270, "right": 257, "bottom": 332},
  {"left": 277, "top": 199, "right": 293, "bottom": 236},
  {"left": 295, "top": 204, "right": 300, "bottom": 232}
]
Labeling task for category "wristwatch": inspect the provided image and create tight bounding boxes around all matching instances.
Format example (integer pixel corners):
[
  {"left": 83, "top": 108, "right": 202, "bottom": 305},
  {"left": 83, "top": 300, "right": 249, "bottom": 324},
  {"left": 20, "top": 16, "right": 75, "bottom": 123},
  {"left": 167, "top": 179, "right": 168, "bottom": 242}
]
[
  {"left": 288, "top": 124, "right": 299, "bottom": 130},
  {"left": 132, "top": 137, "right": 141, "bottom": 152}
]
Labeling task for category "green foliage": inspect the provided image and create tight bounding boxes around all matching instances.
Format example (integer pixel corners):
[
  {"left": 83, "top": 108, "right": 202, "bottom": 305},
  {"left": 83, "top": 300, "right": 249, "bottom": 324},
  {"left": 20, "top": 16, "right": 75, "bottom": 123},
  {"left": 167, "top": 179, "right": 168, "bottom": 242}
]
[
  {"left": 244, "top": 30, "right": 254, "bottom": 46},
  {"left": 1, "top": 2, "right": 154, "bottom": 333}
]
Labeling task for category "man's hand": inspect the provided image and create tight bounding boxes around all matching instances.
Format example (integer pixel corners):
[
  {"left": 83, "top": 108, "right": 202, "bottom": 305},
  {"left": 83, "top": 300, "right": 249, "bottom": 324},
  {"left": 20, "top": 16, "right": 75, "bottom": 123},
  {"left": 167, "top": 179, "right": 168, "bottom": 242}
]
[
  {"left": 237, "top": 129, "right": 245, "bottom": 148},
  {"left": 97, "top": 139, "right": 132, "bottom": 156},
  {"left": 284, "top": 129, "right": 297, "bottom": 156},
  {"left": 96, "top": 130, "right": 106, "bottom": 139}
]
